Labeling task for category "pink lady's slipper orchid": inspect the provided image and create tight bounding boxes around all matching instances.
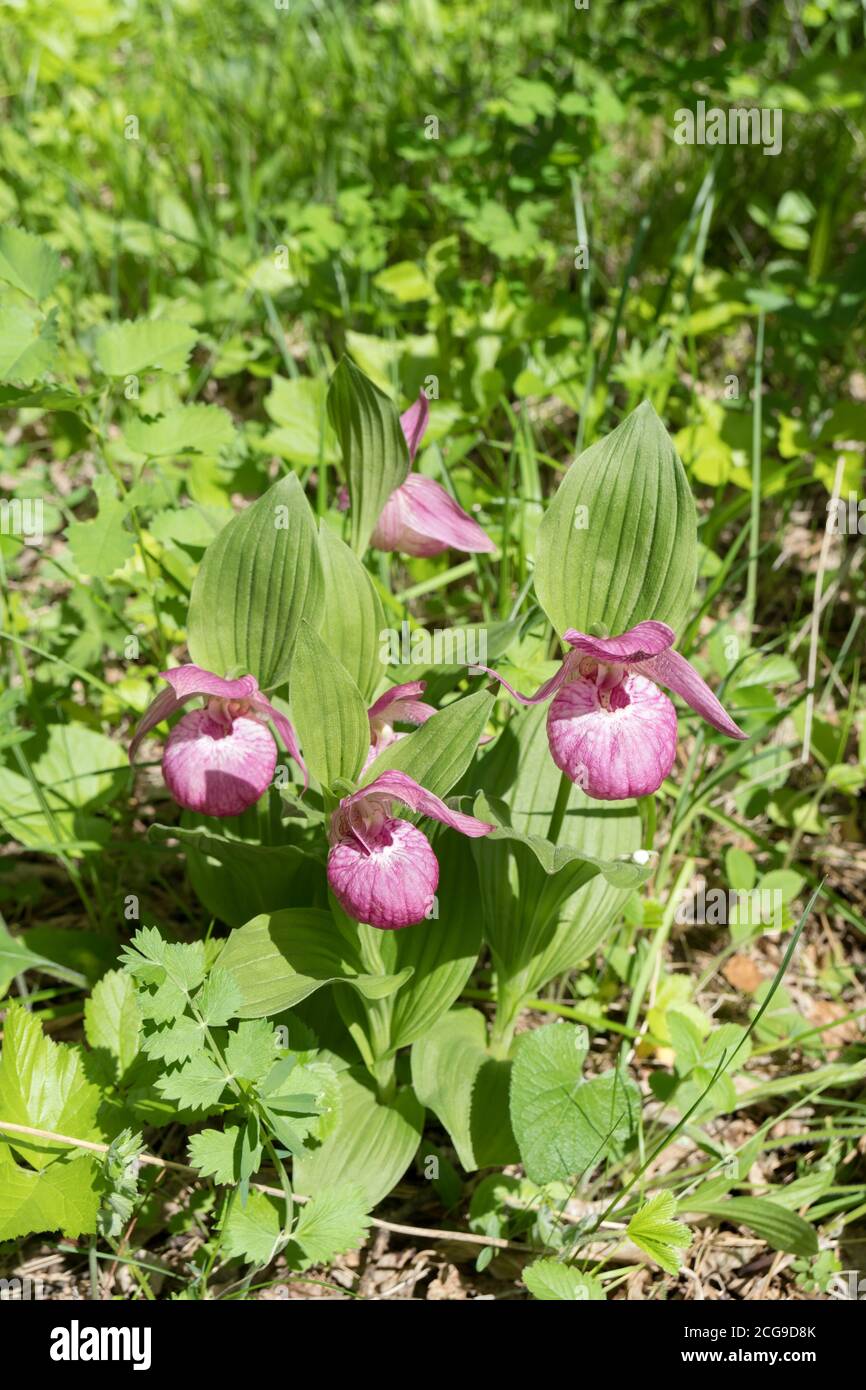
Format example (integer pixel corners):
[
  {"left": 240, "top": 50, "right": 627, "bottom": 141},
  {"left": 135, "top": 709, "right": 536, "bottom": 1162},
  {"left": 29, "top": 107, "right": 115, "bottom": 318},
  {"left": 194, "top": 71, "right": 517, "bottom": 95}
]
[
  {"left": 327, "top": 769, "right": 493, "bottom": 929},
  {"left": 477, "top": 621, "right": 746, "bottom": 802},
  {"left": 362, "top": 680, "right": 437, "bottom": 773},
  {"left": 370, "top": 394, "right": 495, "bottom": 557},
  {"left": 129, "top": 665, "right": 305, "bottom": 817}
]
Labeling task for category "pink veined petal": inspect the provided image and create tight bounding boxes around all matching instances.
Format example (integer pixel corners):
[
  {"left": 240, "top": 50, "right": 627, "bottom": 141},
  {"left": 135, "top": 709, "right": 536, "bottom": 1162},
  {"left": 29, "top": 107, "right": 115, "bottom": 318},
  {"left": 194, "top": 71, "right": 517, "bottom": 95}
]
[
  {"left": 346, "top": 769, "right": 494, "bottom": 838},
  {"left": 162, "top": 709, "right": 277, "bottom": 817},
  {"left": 328, "top": 817, "right": 439, "bottom": 930},
  {"left": 249, "top": 694, "right": 308, "bottom": 789},
  {"left": 368, "top": 680, "right": 430, "bottom": 723},
  {"left": 129, "top": 665, "right": 259, "bottom": 762},
  {"left": 400, "top": 393, "right": 430, "bottom": 464},
  {"left": 563, "top": 621, "right": 676, "bottom": 665},
  {"left": 397, "top": 474, "right": 495, "bottom": 554},
  {"left": 369, "top": 486, "right": 422, "bottom": 553},
  {"left": 635, "top": 647, "right": 747, "bottom": 739},
  {"left": 547, "top": 674, "right": 678, "bottom": 801}
]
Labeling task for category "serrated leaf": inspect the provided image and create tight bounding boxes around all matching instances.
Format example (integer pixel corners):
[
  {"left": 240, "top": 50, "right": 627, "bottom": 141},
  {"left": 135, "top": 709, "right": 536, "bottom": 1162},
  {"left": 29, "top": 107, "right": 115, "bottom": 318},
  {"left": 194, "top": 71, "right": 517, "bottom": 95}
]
[
  {"left": 0, "top": 227, "right": 61, "bottom": 301},
  {"left": 222, "top": 1189, "right": 284, "bottom": 1266},
  {"left": 290, "top": 619, "right": 369, "bottom": 789},
  {"left": 523, "top": 1259, "right": 605, "bottom": 1301},
  {"left": 142, "top": 1017, "right": 205, "bottom": 1064},
  {"left": 189, "top": 1125, "right": 262, "bottom": 1186},
  {"left": 94, "top": 318, "right": 198, "bottom": 376},
  {"left": 67, "top": 474, "right": 135, "bottom": 579},
  {"left": 0, "top": 303, "right": 58, "bottom": 383},
  {"left": 327, "top": 356, "right": 410, "bottom": 554},
  {"left": 509, "top": 1023, "right": 640, "bottom": 1184},
  {"left": 224, "top": 1019, "right": 277, "bottom": 1084},
  {"left": 0, "top": 1003, "right": 101, "bottom": 1170},
  {"left": 187, "top": 472, "right": 324, "bottom": 689},
  {"left": 534, "top": 400, "right": 697, "bottom": 638},
  {"left": 83, "top": 969, "right": 141, "bottom": 1077},
  {"left": 627, "top": 1192, "right": 692, "bottom": 1275},
  {"left": 156, "top": 1054, "right": 227, "bottom": 1111},
  {"left": 124, "top": 404, "right": 235, "bottom": 457},
  {"left": 287, "top": 1185, "right": 370, "bottom": 1269},
  {"left": 196, "top": 967, "right": 244, "bottom": 1027},
  {"left": 0, "top": 1148, "right": 99, "bottom": 1241}
]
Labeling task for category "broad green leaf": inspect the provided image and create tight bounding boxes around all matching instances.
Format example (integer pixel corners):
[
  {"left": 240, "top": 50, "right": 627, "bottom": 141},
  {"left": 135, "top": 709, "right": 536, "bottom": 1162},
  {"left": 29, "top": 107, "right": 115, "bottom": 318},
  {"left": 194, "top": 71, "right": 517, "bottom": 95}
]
[
  {"left": 474, "top": 703, "right": 643, "bottom": 997},
  {"left": 0, "top": 723, "right": 127, "bottom": 855},
  {"left": 222, "top": 1189, "right": 285, "bottom": 1265},
  {"left": 94, "top": 318, "right": 198, "bottom": 376},
  {"left": 0, "top": 227, "right": 61, "bottom": 301},
  {"left": 189, "top": 1125, "right": 253, "bottom": 1185},
  {"left": 373, "top": 261, "right": 434, "bottom": 302},
  {"left": 319, "top": 523, "right": 387, "bottom": 701},
  {"left": 523, "top": 1259, "right": 605, "bottom": 1301},
  {"left": 67, "top": 474, "right": 135, "bottom": 578},
  {"left": 364, "top": 688, "right": 493, "bottom": 797},
  {"left": 627, "top": 1192, "right": 692, "bottom": 1275},
  {"left": 263, "top": 375, "right": 339, "bottom": 468},
  {"left": 290, "top": 620, "right": 369, "bottom": 789},
  {"left": 149, "top": 819, "right": 322, "bottom": 930},
  {"left": 187, "top": 472, "right": 324, "bottom": 688},
  {"left": 0, "top": 922, "right": 89, "bottom": 998},
  {"left": 683, "top": 1195, "right": 817, "bottom": 1256},
  {"left": 224, "top": 1019, "right": 278, "bottom": 1084},
  {"left": 287, "top": 1185, "right": 371, "bottom": 1268},
  {"left": 123, "top": 404, "right": 235, "bottom": 457},
  {"left": 83, "top": 970, "right": 142, "bottom": 1078},
  {"left": 0, "top": 303, "right": 58, "bottom": 382},
  {"left": 0, "top": 1003, "right": 101, "bottom": 1170},
  {"left": 326, "top": 356, "right": 409, "bottom": 554},
  {"left": 218, "top": 910, "right": 412, "bottom": 1017},
  {"left": 474, "top": 792, "right": 654, "bottom": 886},
  {"left": 0, "top": 1148, "right": 99, "bottom": 1241},
  {"left": 294, "top": 1070, "right": 423, "bottom": 1208},
  {"left": 411, "top": 1008, "right": 517, "bottom": 1171},
  {"left": 156, "top": 1055, "right": 228, "bottom": 1111},
  {"left": 509, "top": 1022, "right": 640, "bottom": 1184},
  {"left": 388, "top": 834, "right": 484, "bottom": 1051},
  {"left": 534, "top": 400, "right": 697, "bottom": 638},
  {"left": 0, "top": 384, "right": 85, "bottom": 412}
]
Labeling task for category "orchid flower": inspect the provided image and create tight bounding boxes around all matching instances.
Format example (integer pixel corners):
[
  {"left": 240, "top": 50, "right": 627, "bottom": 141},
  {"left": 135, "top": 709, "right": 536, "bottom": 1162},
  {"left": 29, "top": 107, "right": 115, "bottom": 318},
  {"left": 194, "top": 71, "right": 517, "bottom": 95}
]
[
  {"left": 370, "top": 394, "right": 495, "bottom": 557},
  {"left": 129, "top": 664, "right": 305, "bottom": 818},
  {"left": 476, "top": 620, "right": 746, "bottom": 802},
  {"left": 327, "top": 769, "right": 493, "bottom": 929},
  {"left": 362, "top": 680, "right": 437, "bottom": 773}
]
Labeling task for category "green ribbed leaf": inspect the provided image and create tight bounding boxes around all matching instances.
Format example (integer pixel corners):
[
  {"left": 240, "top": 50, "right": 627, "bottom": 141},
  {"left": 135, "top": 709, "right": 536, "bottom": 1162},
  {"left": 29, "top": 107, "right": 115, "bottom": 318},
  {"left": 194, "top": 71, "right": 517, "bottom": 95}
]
[
  {"left": 326, "top": 356, "right": 409, "bottom": 555},
  {"left": 318, "top": 523, "right": 387, "bottom": 702},
  {"left": 534, "top": 400, "right": 697, "bottom": 638},
  {"left": 685, "top": 1195, "right": 818, "bottom": 1256},
  {"left": 363, "top": 688, "right": 493, "bottom": 798},
  {"left": 187, "top": 473, "right": 323, "bottom": 688},
  {"left": 290, "top": 619, "right": 369, "bottom": 790}
]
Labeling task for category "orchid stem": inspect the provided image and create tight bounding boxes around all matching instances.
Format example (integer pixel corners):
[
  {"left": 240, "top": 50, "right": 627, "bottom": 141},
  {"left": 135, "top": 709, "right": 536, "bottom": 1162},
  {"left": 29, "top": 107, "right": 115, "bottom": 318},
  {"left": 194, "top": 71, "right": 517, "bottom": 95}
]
[{"left": 547, "top": 771, "right": 572, "bottom": 844}]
